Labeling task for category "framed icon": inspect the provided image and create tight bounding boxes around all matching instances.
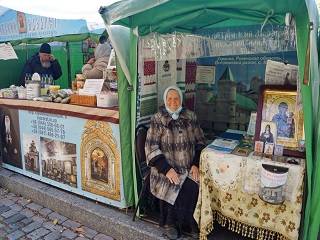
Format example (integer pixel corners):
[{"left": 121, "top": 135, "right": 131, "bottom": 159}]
[{"left": 254, "top": 85, "right": 304, "bottom": 157}]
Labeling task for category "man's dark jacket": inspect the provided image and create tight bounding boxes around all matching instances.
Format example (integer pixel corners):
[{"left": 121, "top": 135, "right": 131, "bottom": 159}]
[{"left": 19, "top": 53, "right": 62, "bottom": 86}]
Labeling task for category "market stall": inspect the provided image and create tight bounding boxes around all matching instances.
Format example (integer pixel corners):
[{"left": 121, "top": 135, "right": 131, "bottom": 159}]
[
  {"left": 0, "top": 6, "right": 104, "bottom": 88},
  {"left": 100, "top": 0, "right": 320, "bottom": 239},
  {"left": 0, "top": 7, "right": 135, "bottom": 208}
]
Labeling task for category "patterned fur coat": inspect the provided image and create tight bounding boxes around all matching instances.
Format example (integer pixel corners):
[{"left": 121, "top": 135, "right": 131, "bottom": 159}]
[{"left": 145, "top": 106, "right": 205, "bottom": 204}]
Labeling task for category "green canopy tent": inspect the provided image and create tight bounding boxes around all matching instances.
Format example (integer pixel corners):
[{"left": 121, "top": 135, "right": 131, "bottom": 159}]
[
  {"left": 0, "top": 6, "right": 104, "bottom": 88},
  {"left": 100, "top": 0, "right": 320, "bottom": 239}
]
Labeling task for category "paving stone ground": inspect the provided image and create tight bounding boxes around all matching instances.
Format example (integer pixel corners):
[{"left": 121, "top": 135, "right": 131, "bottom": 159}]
[{"left": 0, "top": 188, "right": 112, "bottom": 240}]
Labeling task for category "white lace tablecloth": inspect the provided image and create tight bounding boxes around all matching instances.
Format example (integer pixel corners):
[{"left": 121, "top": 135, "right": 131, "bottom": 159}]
[{"left": 194, "top": 148, "right": 305, "bottom": 240}]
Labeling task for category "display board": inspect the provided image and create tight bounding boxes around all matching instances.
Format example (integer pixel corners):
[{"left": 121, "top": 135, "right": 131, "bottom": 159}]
[
  {"left": 136, "top": 25, "right": 298, "bottom": 138},
  {"left": 0, "top": 107, "right": 126, "bottom": 208}
]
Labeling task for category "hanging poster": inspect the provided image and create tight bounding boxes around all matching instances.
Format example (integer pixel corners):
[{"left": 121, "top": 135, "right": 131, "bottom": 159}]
[
  {"left": 0, "top": 43, "right": 18, "bottom": 60},
  {"left": 265, "top": 60, "right": 298, "bottom": 85},
  {"left": 196, "top": 65, "right": 215, "bottom": 85}
]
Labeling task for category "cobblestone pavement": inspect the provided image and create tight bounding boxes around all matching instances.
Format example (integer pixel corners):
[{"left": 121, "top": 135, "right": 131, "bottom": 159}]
[{"left": 0, "top": 188, "right": 113, "bottom": 240}]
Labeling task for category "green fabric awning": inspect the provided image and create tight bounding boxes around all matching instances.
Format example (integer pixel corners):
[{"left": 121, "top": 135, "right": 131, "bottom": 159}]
[
  {"left": 100, "top": 0, "right": 320, "bottom": 239},
  {"left": 101, "top": 0, "right": 307, "bottom": 35}
]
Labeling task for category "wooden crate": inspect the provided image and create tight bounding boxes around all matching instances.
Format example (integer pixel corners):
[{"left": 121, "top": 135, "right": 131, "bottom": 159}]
[{"left": 70, "top": 94, "right": 97, "bottom": 107}]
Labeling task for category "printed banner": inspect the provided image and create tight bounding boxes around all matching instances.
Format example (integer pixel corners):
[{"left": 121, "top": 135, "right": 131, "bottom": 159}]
[
  {"left": 0, "top": 9, "right": 89, "bottom": 42},
  {"left": 139, "top": 25, "right": 296, "bottom": 61},
  {"left": 0, "top": 109, "right": 125, "bottom": 207}
]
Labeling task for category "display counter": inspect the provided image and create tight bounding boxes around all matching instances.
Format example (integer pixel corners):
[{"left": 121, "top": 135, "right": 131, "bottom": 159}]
[
  {"left": 194, "top": 148, "right": 305, "bottom": 240},
  {"left": 0, "top": 98, "right": 128, "bottom": 208}
]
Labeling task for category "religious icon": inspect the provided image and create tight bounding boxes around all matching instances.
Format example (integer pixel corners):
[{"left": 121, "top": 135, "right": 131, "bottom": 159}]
[
  {"left": 255, "top": 86, "right": 304, "bottom": 152},
  {"left": 274, "top": 144, "right": 284, "bottom": 156},
  {"left": 254, "top": 141, "right": 264, "bottom": 153},
  {"left": 81, "top": 120, "right": 121, "bottom": 200},
  {"left": 17, "top": 12, "right": 27, "bottom": 33},
  {"left": 259, "top": 121, "right": 277, "bottom": 144},
  {"left": 264, "top": 143, "right": 274, "bottom": 155},
  {"left": 90, "top": 148, "right": 108, "bottom": 182}
]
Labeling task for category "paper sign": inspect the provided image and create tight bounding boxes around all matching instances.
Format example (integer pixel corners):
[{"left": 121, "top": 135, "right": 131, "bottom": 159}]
[
  {"left": 0, "top": 43, "right": 18, "bottom": 60},
  {"left": 196, "top": 65, "right": 215, "bottom": 84},
  {"left": 265, "top": 60, "right": 298, "bottom": 85},
  {"left": 80, "top": 79, "right": 104, "bottom": 96},
  {"left": 247, "top": 112, "right": 257, "bottom": 136}
]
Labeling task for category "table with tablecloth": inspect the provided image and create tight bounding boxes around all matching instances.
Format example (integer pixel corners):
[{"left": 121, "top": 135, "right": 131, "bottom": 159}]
[{"left": 194, "top": 148, "right": 305, "bottom": 240}]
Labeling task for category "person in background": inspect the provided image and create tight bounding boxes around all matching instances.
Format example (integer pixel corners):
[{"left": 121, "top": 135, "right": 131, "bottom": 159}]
[
  {"left": 19, "top": 43, "right": 62, "bottom": 86},
  {"left": 81, "top": 42, "right": 111, "bottom": 79},
  {"left": 145, "top": 86, "right": 206, "bottom": 240},
  {"left": 98, "top": 35, "right": 107, "bottom": 44}
]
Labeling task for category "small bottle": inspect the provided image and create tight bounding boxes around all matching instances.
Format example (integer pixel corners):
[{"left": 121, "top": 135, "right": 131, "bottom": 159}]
[
  {"left": 49, "top": 75, "right": 53, "bottom": 85},
  {"left": 24, "top": 74, "right": 29, "bottom": 85},
  {"left": 40, "top": 74, "right": 44, "bottom": 88},
  {"left": 45, "top": 74, "right": 49, "bottom": 86}
]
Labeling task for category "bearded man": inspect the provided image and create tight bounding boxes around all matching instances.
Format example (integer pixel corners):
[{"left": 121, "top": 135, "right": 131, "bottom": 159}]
[{"left": 19, "top": 43, "right": 62, "bottom": 86}]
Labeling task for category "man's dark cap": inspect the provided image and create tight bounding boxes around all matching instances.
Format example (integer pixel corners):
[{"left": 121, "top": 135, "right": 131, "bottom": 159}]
[
  {"left": 39, "top": 43, "right": 51, "bottom": 54},
  {"left": 99, "top": 35, "right": 107, "bottom": 44}
]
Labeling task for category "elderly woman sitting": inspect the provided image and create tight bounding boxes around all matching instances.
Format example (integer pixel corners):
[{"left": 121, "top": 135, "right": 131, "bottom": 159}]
[{"left": 145, "top": 86, "right": 206, "bottom": 239}]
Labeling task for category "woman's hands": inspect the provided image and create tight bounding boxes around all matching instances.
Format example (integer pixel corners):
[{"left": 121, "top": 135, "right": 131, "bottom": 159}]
[
  {"left": 166, "top": 168, "right": 180, "bottom": 185},
  {"left": 190, "top": 165, "right": 199, "bottom": 182},
  {"left": 165, "top": 166, "right": 199, "bottom": 184}
]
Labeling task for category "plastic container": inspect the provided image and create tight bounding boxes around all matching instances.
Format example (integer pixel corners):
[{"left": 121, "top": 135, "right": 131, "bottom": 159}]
[
  {"left": 17, "top": 88, "right": 27, "bottom": 99},
  {"left": 26, "top": 81, "right": 40, "bottom": 100},
  {"left": 97, "top": 92, "right": 118, "bottom": 107}
]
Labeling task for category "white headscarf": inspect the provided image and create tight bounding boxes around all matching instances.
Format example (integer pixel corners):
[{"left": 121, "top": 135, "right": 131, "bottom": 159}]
[{"left": 163, "top": 86, "right": 183, "bottom": 120}]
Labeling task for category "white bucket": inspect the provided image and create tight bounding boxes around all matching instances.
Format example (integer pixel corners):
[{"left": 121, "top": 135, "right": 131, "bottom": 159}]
[{"left": 259, "top": 164, "right": 289, "bottom": 204}]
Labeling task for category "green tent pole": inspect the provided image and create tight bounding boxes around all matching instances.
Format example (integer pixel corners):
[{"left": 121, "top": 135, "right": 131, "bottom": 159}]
[
  {"left": 117, "top": 59, "right": 134, "bottom": 206},
  {"left": 308, "top": 29, "right": 320, "bottom": 237},
  {"left": 295, "top": 15, "right": 314, "bottom": 240},
  {"left": 129, "top": 27, "right": 139, "bottom": 211}
]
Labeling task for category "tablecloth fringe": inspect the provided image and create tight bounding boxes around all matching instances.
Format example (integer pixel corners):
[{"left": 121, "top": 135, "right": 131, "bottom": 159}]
[{"left": 200, "top": 210, "right": 290, "bottom": 240}]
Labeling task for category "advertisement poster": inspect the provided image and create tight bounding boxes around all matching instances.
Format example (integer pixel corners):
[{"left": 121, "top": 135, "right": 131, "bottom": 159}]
[{"left": 1, "top": 110, "right": 124, "bottom": 207}]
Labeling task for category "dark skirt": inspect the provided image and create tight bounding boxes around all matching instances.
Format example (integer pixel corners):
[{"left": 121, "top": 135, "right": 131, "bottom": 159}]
[{"left": 159, "top": 178, "right": 199, "bottom": 231}]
